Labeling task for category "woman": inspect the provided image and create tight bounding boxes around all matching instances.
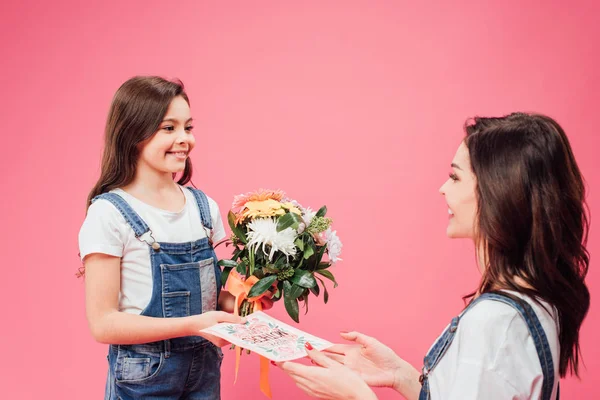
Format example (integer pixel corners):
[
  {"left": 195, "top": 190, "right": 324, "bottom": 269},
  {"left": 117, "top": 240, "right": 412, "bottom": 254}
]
[{"left": 277, "top": 113, "right": 590, "bottom": 400}]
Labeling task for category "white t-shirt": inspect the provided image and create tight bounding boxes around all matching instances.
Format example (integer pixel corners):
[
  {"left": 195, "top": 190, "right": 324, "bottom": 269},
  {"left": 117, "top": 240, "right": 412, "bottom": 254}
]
[
  {"left": 78, "top": 186, "right": 226, "bottom": 315},
  {"left": 428, "top": 292, "right": 560, "bottom": 399}
]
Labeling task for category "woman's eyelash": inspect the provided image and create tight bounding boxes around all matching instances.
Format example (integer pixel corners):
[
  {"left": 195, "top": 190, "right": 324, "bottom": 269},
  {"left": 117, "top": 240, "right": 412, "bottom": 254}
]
[{"left": 449, "top": 173, "right": 459, "bottom": 181}]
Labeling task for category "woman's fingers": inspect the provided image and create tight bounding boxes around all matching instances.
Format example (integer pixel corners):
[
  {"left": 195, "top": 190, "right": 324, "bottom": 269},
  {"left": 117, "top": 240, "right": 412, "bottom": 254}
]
[
  {"left": 306, "top": 348, "right": 340, "bottom": 368},
  {"left": 340, "top": 331, "right": 373, "bottom": 347},
  {"left": 323, "top": 352, "right": 346, "bottom": 364},
  {"left": 324, "top": 344, "right": 351, "bottom": 355}
]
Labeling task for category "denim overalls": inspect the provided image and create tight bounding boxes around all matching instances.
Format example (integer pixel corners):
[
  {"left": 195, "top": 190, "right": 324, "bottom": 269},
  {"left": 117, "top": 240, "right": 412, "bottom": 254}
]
[
  {"left": 419, "top": 293, "right": 558, "bottom": 400},
  {"left": 93, "top": 188, "right": 223, "bottom": 400}
]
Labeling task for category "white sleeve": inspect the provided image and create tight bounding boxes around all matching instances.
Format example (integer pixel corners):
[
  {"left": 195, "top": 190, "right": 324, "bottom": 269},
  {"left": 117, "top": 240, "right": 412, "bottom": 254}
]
[
  {"left": 78, "top": 200, "right": 126, "bottom": 261},
  {"left": 208, "top": 198, "right": 227, "bottom": 242},
  {"left": 438, "top": 302, "right": 539, "bottom": 400},
  {"left": 445, "top": 361, "right": 519, "bottom": 400}
]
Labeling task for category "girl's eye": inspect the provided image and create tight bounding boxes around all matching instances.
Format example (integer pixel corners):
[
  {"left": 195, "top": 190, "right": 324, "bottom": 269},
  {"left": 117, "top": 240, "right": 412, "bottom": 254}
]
[
  {"left": 185, "top": 125, "right": 194, "bottom": 132},
  {"left": 449, "top": 173, "right": 459, "bottom": 182},
  {"left": 162, "top": 126, "right": 175, "bottom": 132}
]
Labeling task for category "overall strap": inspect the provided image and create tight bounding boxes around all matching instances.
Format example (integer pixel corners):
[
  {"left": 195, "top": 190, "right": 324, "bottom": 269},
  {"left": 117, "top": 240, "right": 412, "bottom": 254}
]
[
  {"left": 92, "top": 192, "right": 150, "bottom": 237},
  {"left": 186, "top": 187, "right": 213, "bottom": 229}
]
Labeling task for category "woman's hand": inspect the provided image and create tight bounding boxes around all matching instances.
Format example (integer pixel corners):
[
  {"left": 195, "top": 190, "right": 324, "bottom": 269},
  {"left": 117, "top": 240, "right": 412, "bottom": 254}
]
[
  {"left": 324, "top": 331, "right": 403, "bottom": 387},
  {"left": 325, "top": 332, "right": 422, "bottom": 399},
  {"left": 277, "top": 343, "right": 378, "bottom": 400}
]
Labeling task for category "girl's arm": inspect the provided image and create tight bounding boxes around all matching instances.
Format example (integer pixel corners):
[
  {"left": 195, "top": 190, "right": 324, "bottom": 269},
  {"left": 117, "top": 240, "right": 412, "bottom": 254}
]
[{"left": 85, "top": 253, "right": 242, "bottom": 345}]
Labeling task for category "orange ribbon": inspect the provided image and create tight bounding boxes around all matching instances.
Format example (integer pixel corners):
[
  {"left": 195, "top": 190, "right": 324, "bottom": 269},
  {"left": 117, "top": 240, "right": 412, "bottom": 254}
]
[{"left": 226, "top": 271, "right": 273, "bottom": 398}]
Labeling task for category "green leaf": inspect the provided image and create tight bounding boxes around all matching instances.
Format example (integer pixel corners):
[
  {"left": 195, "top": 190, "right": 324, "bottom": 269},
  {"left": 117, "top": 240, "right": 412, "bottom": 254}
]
[
  {"left": 218, "top": 259, "right": 238, "bottom": 268},
  {"left": 303, "top": 245, "right": 315, "bottom": 260},
  {"left": 236, "top": 260, "right": 247, "bottom": 275},
  {"left": 290, "top": 269, "right": 317, "bottom": 288},
  {"left": 294, "top": 238, "right": 304, "bottom": 251},
  {"left": 303, "top": 293, "right": 309, "bottom": 315},
  {"left": 248, "top": 275, "right": 277, "bottom": 298},
  {"left": 317, "top": 262, "right": 331, "bottom": 270},
  {"left": 315, "top": 244, "right": 327, "bottom": 266},
  {"left": 276, "top": 212, "right": 301, "bottom": 232},
  {"left": 289, "top": 283, "right": 304, "bottom": 299},
  {"left": 221, "top": 267, "right": 233, "bottom": 287},
  {"left": 316, "top": 270, "right": 338, "bottom": 288},
  {"left": 274, "top": 257, "right": 286, "bottom": 271},
  {"left": 315, "top": 206, "right": 327, "bottom": 217},
  {"left": 309, "top": 281, "right": 320, "bottom": 297},
  {"left": 317, "top": 277, "right": 329, "bottom": 304},
  {"left": 227, "top": 211, "right": 247, "bottom": 244},
  {"left": 283, "top": 281, "right": 300, "bottom": 323},
  {"left": 232, "top": 248, "right": 243, "bottom": 260}
]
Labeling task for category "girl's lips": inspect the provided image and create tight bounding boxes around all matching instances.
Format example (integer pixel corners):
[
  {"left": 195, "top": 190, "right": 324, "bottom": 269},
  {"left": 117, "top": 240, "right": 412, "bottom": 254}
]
[{"left": 167, "top": 151, "right": 188, "bottom": 160}]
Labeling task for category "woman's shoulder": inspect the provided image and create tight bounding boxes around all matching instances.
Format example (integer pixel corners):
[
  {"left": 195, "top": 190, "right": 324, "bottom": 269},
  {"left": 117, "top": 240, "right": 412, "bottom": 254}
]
[
  {"left": 459, "top": 297, "right": 523, "bottom": 337},
  {"left": 458, "top": 293, "right": 557, "bottom": 350}
]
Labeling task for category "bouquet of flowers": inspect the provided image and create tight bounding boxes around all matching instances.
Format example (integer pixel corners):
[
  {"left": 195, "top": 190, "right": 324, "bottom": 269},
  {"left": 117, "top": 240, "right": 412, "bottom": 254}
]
[{"left": 218, "top": 189, "right": 342, "bottom": 323}]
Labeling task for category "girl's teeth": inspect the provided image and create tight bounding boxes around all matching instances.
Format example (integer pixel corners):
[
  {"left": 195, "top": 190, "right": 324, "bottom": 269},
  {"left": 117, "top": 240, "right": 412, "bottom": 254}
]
[{"left": 448, "top": 209, "right": 454, "bottom": 215}]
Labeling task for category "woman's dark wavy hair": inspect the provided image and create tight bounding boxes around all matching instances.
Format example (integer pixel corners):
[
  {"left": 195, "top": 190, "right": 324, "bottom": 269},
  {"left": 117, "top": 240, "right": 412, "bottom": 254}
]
[{"left": 464, "top": 112, "right": 590, "bottom": 377}]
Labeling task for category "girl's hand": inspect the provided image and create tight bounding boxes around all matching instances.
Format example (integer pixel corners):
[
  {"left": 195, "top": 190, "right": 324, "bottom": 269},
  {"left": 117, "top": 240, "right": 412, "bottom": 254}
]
[
  {"left": 259, "top": 296, "right": 274, "bottom": 311},
  {"left": 188, "top": 311, "right": 246, "bottom": 347},
  {"left": 276, "top": 344, "right": 378, "bottom": 400},
  {"left": 218, "top": 291, "right": 274, "bottom": 313}
]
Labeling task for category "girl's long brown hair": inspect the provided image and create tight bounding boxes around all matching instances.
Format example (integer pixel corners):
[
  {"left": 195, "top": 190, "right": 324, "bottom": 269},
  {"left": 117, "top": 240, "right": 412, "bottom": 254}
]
[
  {"left": 86, "top": 76, "right": 193, "bottom": 208},
  {"left": 78, "top": 76, "right": 193, "bottom": 277}
]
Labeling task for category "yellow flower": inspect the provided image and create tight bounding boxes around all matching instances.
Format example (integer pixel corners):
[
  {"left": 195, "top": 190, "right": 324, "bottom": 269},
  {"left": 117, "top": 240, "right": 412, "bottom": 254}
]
[
  {"left": 232, "top": 189, "right": 286, "bottom": 212},
  {"left": 237, "top": 199, "right": 285, "bottom": 224},
  {"left": 281, "top": 202, "right": 302, "bottom": 215}
]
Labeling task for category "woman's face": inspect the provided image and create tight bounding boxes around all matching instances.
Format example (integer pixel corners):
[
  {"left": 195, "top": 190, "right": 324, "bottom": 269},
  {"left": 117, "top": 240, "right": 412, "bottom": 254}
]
[{"left": 439, "top": 141, "right": 478, "bottom": 239}]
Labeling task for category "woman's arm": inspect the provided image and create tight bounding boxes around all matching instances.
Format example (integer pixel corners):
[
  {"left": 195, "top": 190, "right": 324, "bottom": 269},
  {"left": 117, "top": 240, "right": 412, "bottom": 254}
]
[
  {"left": 391, "top": 361, "right": 422, "bottom": 400},
  {"left": 324, "top": 332, "right": 422, "bottom": 399},
  {"left": 85, "top": 253, "right": 243, "bottom": 345}
]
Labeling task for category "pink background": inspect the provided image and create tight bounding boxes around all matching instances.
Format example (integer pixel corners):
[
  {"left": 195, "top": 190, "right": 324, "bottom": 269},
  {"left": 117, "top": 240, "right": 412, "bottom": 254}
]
[{"left": 1, "top": 1, "right": 598, "bottom": 398}]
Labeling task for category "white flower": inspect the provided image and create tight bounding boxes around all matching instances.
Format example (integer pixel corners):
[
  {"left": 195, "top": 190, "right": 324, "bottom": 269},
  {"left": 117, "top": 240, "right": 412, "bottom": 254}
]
[
  {"left": 325, "top": 228, "right": 343, "bottom": 263},
  {"left": 246, "top": 218, "right": 297, "bottom": 260},
  {"left": 303, "top": 207, "right": 317, "bottom": 227},
  {"left": 289, "top": 199, "right": 305, "bottom": 212},
  {"left": 297, "top": 222, "right": 306, "bottom": 234}
]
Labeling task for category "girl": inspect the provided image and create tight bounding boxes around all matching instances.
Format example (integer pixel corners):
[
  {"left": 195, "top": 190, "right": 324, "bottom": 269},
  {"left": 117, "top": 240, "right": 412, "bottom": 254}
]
[
  {"left": 79, "top": 76, "right": 263, "bottom": 399},
  {"left": 277, "top": 113, "right": 590, "bottom": 399}
]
